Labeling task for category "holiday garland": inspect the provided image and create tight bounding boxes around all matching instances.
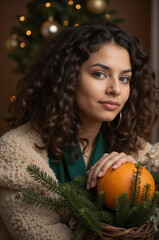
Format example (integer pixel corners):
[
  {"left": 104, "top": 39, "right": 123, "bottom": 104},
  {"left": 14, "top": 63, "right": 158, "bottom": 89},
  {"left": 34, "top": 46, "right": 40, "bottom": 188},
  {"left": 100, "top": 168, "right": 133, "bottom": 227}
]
[{"left": 21, "top": 163, "right": 159, "bottom": 240}]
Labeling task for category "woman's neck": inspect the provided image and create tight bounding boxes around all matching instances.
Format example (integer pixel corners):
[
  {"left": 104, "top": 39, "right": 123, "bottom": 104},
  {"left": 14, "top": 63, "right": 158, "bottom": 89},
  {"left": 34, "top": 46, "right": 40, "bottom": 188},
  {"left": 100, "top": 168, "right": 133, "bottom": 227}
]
[
  {"left": 78, "top": 121, "right": 102, "bottom": 169},
  {"left": 79, "top": 122, "right": 102, "bottom": 145},
  {"left": 79, "top": 116, "right": 102, "bottom": 146},
  {"left": 78, "top": 110, "right": 102, "bottom": 144}
]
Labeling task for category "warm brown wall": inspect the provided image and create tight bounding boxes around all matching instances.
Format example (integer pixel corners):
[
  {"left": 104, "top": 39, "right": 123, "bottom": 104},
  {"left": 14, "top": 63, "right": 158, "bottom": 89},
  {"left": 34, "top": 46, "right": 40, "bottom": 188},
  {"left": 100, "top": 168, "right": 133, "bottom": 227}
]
[
  {"left": 108, "top": 0, "right": 151, "bottom": 53},
  {"left": 0, "top": 0, "right": 151, "bottom": 136},
  {"left": 0, "top": 0, "right": 28, "bottom": 136}
]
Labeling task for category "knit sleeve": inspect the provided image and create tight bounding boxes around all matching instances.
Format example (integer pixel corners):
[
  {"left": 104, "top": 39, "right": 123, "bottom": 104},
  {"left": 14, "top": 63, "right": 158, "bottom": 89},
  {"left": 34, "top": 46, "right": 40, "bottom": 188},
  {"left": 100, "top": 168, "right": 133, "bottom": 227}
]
[
  {"left": 0, "top": 126, "right": 72, "bottom": 240},
  {"left": 0, "top": 188, "right": 71, "bottom": 240}
]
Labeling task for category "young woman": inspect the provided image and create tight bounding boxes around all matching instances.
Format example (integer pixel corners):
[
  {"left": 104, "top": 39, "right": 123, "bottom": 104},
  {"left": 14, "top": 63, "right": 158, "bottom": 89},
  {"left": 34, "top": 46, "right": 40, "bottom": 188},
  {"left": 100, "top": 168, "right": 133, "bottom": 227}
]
[{"left": 0, "top": 22, "right": 159, "bottom": 239}]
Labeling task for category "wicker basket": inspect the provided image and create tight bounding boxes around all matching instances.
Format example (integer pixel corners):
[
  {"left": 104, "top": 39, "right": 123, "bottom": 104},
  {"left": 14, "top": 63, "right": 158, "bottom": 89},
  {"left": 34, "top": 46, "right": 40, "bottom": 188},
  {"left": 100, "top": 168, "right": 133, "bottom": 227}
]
[{"left": 84, "top": 220, "right": 154, "bottom": 240}]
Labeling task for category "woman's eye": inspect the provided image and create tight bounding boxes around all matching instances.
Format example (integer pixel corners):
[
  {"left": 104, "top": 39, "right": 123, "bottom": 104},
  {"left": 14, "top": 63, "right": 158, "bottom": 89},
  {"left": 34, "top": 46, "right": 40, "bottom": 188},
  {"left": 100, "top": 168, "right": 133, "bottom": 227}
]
[
  {"left": 120, "top": 76, "right": 130, "bottom": 83},
  {"left": 93, "top": 72, "right": 106, "bottom": 79}
]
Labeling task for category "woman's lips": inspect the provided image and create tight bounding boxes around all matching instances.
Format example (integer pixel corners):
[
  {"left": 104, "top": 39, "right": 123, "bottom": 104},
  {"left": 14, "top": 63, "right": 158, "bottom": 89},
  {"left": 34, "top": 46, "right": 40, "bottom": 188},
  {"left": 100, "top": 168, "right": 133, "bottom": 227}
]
[{"left": 99, "top": 101, "right": 120, "bottom": 110}]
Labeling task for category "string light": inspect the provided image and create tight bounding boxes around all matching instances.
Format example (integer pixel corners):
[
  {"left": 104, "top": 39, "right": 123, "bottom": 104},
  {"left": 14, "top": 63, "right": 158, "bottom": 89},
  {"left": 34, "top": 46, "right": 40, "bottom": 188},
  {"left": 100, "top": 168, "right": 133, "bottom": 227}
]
[
  {"left": 45, "top": 2, "right": 51, "bottom": 8},
  {"left": 63, "top": 20, "right": 69, "bottom": 26},
  {"left": 105, "top": 13, "right": 111, "bottom": 19},
  {"left": 19, "top": 16, "right": 25, "bottom": 22},
  {"left": 74, "top": 23, "right": 79, "bottom": 27},
  {"left": 68, "top": 0, "right": 74, "bottom": 5},
  {"left": 20, "top": 42, "right": 25, "bottom": 48},
  {"left": 75, "top": 4, "right": 81, "bottom": 10},
  {"left": 10, "top": 96, "right": 16, "bottom": 102},
  {"left": 26, "top": 30, "right": 32, "bottom": 36}
]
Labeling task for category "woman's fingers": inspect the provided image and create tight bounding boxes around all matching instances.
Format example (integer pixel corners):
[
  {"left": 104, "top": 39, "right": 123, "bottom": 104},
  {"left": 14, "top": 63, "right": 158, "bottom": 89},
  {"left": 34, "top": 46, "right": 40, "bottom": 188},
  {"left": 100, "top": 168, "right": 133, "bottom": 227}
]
[
  {"left": 87, "top": 152, "right": 117, "bottom": 186},
  {"left": 112, "top": 154, "right": 136, "bottom": 169},
  {"left": 87, "top": 152, "right": 121, "bottom": 189},
  {"left": 86, "top": 152, "right": 136, "bottom": 190}
]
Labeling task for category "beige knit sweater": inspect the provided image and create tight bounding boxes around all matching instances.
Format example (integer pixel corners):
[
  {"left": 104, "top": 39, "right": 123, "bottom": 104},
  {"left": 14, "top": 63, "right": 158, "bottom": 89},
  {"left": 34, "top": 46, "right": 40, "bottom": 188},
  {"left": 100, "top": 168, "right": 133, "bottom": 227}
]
[{"left": 0, "top": 122, "right": 159, "bottom": 240}]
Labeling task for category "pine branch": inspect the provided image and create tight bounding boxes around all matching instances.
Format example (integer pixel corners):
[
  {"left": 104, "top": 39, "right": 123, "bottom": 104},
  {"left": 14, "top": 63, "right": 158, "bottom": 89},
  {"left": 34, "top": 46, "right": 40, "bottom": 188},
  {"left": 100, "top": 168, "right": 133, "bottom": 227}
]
[
  {"left": 139, "top": 191, "right": 159, "bottom": 226},
  {"left": 125, "top": 202, "right": 146, "bottom": 228},
  {"left": 21, "top": 190, "right": 66, "bottom": 211},
  {"left": 62, "top": 184, "right": 97, "bottom": 214},
  {"left": 115, "top": 193, "right": 130, "bottom": 227},
  {"left": 101, "top": 211, "right": 115, "bottom": 225},
  {"left": 130, "top": 162, "right": 142, "bottom": 207},
  {"left": 74, "top": 175, "right": 87, "bottom": 187},
  {"left": 95, "top": 190, "right": 105, "bottom": 210},
  {"left": 26, "top": 164, "right": 63, "bottom": 196},
  {"left": 66, "top": 181, "right": 92, "bottom": 202},
  {"left": 151, "top": 171, "right": 159, "bottom": 184},
  {"left": 22, "top": 163, "right": 159, "bottom": 233},
  {"left": 125, "top": 192, "right": 159, "bottom": 228},
  {"left": 71, "top": 223, "right": 87, "bottom": 240},
  {"left": 142, "top": 184, "right": 151, "bottom": 203},
  {"left": 79, "top": 208, "right": 102, "bottom": 236}
]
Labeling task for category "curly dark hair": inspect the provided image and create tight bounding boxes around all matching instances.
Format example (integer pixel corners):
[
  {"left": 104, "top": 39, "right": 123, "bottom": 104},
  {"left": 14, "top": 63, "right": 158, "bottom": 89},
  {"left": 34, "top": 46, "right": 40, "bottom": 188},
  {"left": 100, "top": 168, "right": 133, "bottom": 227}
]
[{"left": 6, "top": 22, "right": 159, "bottom": 158}]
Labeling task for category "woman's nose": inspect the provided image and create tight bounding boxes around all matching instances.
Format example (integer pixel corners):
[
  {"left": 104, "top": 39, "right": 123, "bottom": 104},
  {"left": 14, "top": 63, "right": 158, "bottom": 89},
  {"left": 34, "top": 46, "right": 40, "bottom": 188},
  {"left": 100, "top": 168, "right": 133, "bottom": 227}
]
[{"left": 105, "top": 76, "right": 121, "bottom": 96}]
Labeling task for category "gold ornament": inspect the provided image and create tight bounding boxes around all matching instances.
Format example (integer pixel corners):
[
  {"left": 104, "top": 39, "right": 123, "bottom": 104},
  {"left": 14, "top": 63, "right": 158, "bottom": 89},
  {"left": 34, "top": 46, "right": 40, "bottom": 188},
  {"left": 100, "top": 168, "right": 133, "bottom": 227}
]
[
  {"left": 5, "top": 34, "right": 19, "bottom": 51},
  {"left": 40, "top": 18, "right": 60, "bottom": 38},
  {"left": 87, "top": 0, "right": 106, "bottom": 14}
]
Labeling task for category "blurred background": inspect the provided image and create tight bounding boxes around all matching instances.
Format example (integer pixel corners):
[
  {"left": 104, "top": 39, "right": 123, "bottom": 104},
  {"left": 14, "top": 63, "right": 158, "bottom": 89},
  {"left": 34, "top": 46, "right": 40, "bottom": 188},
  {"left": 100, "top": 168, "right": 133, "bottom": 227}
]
[{"left": 0, "top": 0, "right": 159, "bottom": 142}]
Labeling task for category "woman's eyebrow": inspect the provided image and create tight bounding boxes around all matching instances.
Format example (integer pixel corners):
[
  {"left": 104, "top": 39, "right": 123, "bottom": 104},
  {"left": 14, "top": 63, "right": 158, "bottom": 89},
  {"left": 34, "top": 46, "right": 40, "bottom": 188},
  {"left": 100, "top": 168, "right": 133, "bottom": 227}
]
[
  {"left": 89, "top": 63, "right": 110, "bottom": 70},
  {"left": 89, "top": 63, "right": 132, "bottom": 74}
]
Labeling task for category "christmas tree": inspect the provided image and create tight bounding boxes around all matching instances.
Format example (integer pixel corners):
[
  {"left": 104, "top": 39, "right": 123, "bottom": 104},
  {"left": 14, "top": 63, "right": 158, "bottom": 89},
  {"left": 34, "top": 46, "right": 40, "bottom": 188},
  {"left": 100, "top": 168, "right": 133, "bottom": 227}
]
[{"left": 6, "top": 0, "right": 123, "bottom": 75}]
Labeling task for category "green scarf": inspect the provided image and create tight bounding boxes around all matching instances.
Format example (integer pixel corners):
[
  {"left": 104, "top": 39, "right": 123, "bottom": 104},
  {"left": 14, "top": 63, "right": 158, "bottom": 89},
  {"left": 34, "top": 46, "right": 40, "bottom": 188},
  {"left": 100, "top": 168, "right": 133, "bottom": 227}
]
[{"left": 48, "top": 128, "right": 108, "bottom": 184}]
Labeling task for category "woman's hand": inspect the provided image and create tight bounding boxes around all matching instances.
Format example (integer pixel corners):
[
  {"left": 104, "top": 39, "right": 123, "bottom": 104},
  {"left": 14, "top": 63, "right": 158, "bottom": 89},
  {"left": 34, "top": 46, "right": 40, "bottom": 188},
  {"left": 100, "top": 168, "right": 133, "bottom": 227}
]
[{"left": 86, "top": 152, "right": 136, "bottom": 190}]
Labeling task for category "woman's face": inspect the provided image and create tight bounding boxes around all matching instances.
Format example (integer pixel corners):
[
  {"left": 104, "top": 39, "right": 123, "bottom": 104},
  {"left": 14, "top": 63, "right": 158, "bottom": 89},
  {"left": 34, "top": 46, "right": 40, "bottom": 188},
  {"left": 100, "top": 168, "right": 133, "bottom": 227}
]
[{"left": 76, "top": 42, "right": 132, "bottom": 125}]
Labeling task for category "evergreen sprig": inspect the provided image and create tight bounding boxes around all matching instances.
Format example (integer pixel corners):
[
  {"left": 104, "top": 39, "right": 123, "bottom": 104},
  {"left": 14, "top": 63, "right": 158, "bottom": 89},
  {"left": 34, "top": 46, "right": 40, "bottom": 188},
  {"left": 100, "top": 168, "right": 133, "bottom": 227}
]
[
  {"left": 26, "top": 165, "right": 63, "bottom": 196},
  {"left": 101, "top": 211, "right": 115, "bottom": 225},
  {"left": 151, "top": 171, "right": 159, "bottom": 192},
  {"left": 151, "top": 171, "right": 159, "bottom": 184},
  {"left": 130, "top": 162, "right": 143, "bottom": 207},
  {"left": 23, "top": 164, "right": 109, "bottom": 239},
  {"left": 79, "top": 208, "right": 102, "bottom": 236},
  {"left": 22, "top": 163, "right": 159, "bottom": 240},
  {"left": 142, "top": 184, "right": 151, "bottom": 202},
  {"left": 71, "top": 223, "right": 87, "bottom": 240},
  {"left": 22, "top": 190, "right": 67, "bottom": 211},
  {"left": 115, "top": 193, "right": 130, "bottom": 227}
]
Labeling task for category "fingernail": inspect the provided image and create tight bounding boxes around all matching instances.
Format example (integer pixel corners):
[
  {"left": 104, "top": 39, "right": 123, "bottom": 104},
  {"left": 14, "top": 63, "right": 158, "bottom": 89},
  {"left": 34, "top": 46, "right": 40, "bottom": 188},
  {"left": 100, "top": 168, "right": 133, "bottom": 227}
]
[
  {"left": 98, "top": 171, "right": 103, "bottom": 177},
  {"left": 112, "top": 164, "right": 118, "bottom": 169},
  {"left": 87, "top": 184, "right": 90, "bottom": 190},
  {"left": 91, "top": 181, "right": 95, "bottom": 188}
]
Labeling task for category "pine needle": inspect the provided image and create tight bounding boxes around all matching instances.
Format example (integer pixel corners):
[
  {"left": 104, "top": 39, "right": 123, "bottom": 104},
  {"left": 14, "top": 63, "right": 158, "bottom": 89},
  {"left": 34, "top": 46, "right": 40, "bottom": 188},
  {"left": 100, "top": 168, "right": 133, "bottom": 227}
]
[
  {"left": 26, "top": 164, "right": 62, "bottom": 196},
  {"left": 101, "top": 211, "right": 115, "bottom": 225},
  {"left": 71, "top": 223, "right": 87, "bottom": 240},
  {"left": 96, "top": 190, "right": 105, "bottom": 210},
  {"left": 22, "top": 190, "right": 66, "bottom": 211},
  {"left": 142, "top": 184, "right": 151, "bottom": 203},
  {"left": 115, "top": 193, "right": 130, "bottom": 227},
  {"left": 79, "top": 208, "right": 102, "bottom": 236},
  {"left": 130, "top": 162, "right": 142, "bottom": 207}
]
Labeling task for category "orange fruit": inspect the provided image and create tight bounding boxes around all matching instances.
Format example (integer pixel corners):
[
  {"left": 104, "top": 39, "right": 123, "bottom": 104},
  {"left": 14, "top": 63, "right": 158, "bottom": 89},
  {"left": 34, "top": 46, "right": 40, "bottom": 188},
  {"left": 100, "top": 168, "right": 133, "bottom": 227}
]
[{"left": 97, "top": 163, "right": 155, "bottom": 211}]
